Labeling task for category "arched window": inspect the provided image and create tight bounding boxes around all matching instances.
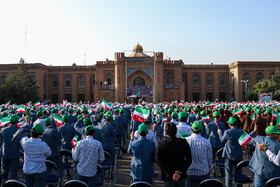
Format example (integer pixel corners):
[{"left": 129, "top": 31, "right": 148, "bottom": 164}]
[
  {"left": 256, "top": 72, "right": 264, "bottom": 82},
  {"left": 206, "top": 74, "right": 213, "bottom": 86},
  {"left": 78, "top": 76, "right": 85, "bottom": 88},
  {"left": 52, "top": 76, "right": 58, "bottom": 88},
  {"left": 219, "top": 74, "right": 227, "bottom": 86},
  {"left": 133, "top": 77, "right": 145, "bottom": 86},
  {"left": 65, "top": 77, "right": 72, "bottom": 88},
  {"left": 270, "top": 71, "right": 275, "bottom": 80},
  {"left": 1, "top": 75, "right": 7, "bottom": 85},
  {"left": 192, "top": 74, "right": 200, "bottom": 86}
]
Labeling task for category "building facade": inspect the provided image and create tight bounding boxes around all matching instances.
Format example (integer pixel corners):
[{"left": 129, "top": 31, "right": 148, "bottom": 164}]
[{"left": 0, "top": 44, "right": 279, "bottom": 103}]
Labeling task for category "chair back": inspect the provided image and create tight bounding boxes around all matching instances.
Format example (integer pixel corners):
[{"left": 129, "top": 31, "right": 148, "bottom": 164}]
[
  {"left": 198, "top": 179, "right": 224, "bottom": 187},
  {"left": 130, "top": 181, "right": 152, "bottom": 187},
  {"left": 216, "top": 148, "right": 224, "bottom": 160},
  {"left": 236, "top": 160, "right": 250, "bottom": 171},
  {"left": 265, "top": 177, "right": 280, "bottom": 187},
  {"left": 60, "top": 149, "right": 72, "bottom": 158},
  {"left": 45, "top": 160, "right": 58, "bottom": 171},
  {"left": 3, "top": 180, "right": 27, "bottom": 187},
  {"left": 64, "top": 180, "right": 88, "bottom": 187}
]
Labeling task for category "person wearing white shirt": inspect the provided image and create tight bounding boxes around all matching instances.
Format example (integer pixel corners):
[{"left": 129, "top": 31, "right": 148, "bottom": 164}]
[
  {"left": 176, "top": 112, "right": 192, "bottom": 138},
  {"left": 186, "top": 121, "right": 212, "bottom": 187},
  {"left": 134, "top": 117, "right": 157, "bottom": 147},
  {"left": 257, "top": 143, "right": 280, "bottom": 166}
]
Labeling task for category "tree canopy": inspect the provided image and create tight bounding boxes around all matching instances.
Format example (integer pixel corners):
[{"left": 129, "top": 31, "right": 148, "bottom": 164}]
[
  {"left": 245, "top": 68, "right": 280, "bottom": 101},
  {"left": 0, "top": 58, "right": 39, "bottom": 104}
]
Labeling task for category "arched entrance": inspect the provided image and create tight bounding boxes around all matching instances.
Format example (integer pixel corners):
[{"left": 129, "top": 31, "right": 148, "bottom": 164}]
[{"left": 133, "top": 77, "right": 145, "bottom": 86}]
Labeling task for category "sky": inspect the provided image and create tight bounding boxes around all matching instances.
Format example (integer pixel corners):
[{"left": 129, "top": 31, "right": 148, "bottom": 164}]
[{"left": 0, "top": 0, "right": 279, "bottom": 66}]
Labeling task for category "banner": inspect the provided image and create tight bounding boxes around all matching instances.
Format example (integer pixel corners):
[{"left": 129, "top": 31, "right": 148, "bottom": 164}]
[
  {"left": 259, "top": 93, "right": 272, "bottom": 102},
  {"left": 127, "top": 86, "right": 153, "bottom": 98}
]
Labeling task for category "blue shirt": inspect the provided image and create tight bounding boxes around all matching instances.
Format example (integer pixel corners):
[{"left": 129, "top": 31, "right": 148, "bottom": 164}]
[
  {"left": 128, "top": 137, "right": 156, "bottom": 181},
  {"left": 20, "top": 137, "right": 51, "bottom": 174}
]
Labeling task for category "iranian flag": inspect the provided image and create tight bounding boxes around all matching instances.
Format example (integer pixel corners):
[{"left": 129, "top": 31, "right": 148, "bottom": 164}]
[
  {"left": 71, "top": 135, "right": 79, "bottom": 146},
  {"left": 234, "top": 108, "right": 244, "bottom": 115},
  {"left": 276, "top": 114, "right": 280, "bottom": 129},
  {"left": 238, "top": 132, "right": 253, "bottom": 147},
  {"left": 53, "top": 115, "right": 63, "bottom": 126},
  {"left": 273, "top": 113, "right": 280, "bottom": 121},
  {"left": 162, "top": 114, "right": 168, "bottom": 123},
  {"left": 0, "top": 117, "right": 10, "bottom": 127},
  {"left": 102, "top": 99, "right": 112, "bottom": 111},
  {"left": 204, "top": 102, "right": 216, "bottom": 108},
  {"left": 16, "top": 106, "right": 26, "bottom": 113},
  {"left": 79, "top": 101, "right": 83, "bottom": 105},
  {"left": 202, "top": 115, "right": 210, "bottom": 121},
  {"left": 63, "top": 100, "right": 67, "bottom": 107},
  {"left": 4, "top": 101, "right": 10, "bottom": 108},
  {"left": 35, "top": 102, "right": 41, "bottom": 108},
  {"left": 26, "top": 102, "right": 32, "bottom": 107},
  {"left": 250, "top": 113, "right": 256, "bottom": 122},
  {"left": 132, "top": 107, "right": 150, "bottom": 123}
]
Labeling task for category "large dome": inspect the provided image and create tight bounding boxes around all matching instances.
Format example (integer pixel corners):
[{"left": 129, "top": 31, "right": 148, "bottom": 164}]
[{"left": 133, "top": 43, "right": 143, "bottom": 52}]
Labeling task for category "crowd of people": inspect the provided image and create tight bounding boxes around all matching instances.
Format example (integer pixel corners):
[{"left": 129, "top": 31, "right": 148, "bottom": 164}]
[{"left": 0, "top": 100, "right": 280, "bottom": 187}]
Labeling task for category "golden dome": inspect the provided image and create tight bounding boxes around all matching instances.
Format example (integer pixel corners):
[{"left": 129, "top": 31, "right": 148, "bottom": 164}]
[{"left": 133, "top": 43, "right": 143, "bottom": 52}]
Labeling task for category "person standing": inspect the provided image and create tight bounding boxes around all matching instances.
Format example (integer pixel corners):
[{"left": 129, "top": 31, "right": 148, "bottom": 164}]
[
  {"left": 176, "top": 112, "right": 192, "bottom": 138},
  {"left": 20, "top": 123, "right": 52, "bottom": 187},
  {"left": 0, "top": 114, "right": 20, "bottom": 185},
  {"left": 128, "top": 124, "right": 156, "bottom": 184},
  {"left": 249, "top": 126, "right": 280, "bottom": 187},
  {"left": 42, "top": 118, "right": 64, "bottom": 178},
  {"left": 186, "top": 121, "right": 212, "bottom": 187},
  {"left": 72, "top": 125, "right": 105, "bottom": 187},
  {"left": 218, "top": 117, "right": 244, "bottom": 187},
  {"left": 157, "top": 122, "right": 192, "bottom": 187}
]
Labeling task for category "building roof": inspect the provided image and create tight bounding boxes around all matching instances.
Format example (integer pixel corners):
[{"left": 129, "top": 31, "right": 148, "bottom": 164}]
[{"left": 128, "top": 43, "right": 150, "bottom": 58}]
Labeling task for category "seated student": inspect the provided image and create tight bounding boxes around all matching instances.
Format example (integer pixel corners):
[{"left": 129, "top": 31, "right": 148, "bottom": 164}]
[{"left": 128, "top": 124, "right": 156, "bottom": 185}]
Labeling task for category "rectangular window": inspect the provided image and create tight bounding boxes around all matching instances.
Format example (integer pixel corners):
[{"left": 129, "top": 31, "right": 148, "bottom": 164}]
[
  {"left": 193, "top": 92, "right": 200, "bottom": 102},
  {"left": 206, "top": 92, "right": 213, "bottom": 101},
  {"left": 219, "top": 92, "right": 226, "bottom": 101},
  {"left": 51, "top": 94, "right": 58, "bottom": 104},
  {"left": 78, "top": 94, "right": 85, "bottom": 103},
  {"left": 65, "top": 94, "right": 72, "bottom": 102}
]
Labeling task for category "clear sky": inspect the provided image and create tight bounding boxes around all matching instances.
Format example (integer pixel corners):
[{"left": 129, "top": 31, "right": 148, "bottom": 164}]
[{"left": 0, "top": 0, "right": 279, "bottom": 66}]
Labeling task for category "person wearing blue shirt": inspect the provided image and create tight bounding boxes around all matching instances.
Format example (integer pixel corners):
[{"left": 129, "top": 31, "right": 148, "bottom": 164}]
[
  {"left": 101, "top": 114, "right": 116, "bottom": 167},
  {"left": 249, "top": 126, "right": 280, "bottom": 187},
  {"left": 42, "top": 118, "right": 64, "bottom": 178},
  {"left": 205, "top": 111, "right": 225, "bottom": 162},
  {"left": 128, "top": 123, "right": 156, "bottom": 185},
  {"left": 218, "top": 117, "right": 244, "bottom": 187},
  {"left": 0, "top": 114, "right": 20, "bottom": 185}
]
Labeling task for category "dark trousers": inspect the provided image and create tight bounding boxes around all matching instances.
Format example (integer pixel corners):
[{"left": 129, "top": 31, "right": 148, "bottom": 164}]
[
  {"left": 24, "top": 171, "right": 47, "bottom": 187},
  {"left": 48, "top": 156, "right": 64, "bottom": 177},
  {"left": 225, "top": 159, "right": 242, "bottom": 187},
  {"left": 164, "top": 179, "right": 185, "bottom": 187},
  {"left": 78, "top": 173, "right": 97, "bottom": 187},
  {"left": 186, "top": 173, "right": 210, "bottom": 187},
  {"left": 1, "top": 158, "right": 19, "bottom": 185}
]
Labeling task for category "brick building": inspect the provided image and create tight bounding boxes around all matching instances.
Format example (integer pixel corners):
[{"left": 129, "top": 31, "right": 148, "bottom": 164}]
[{"left": 0, "top": 43, "right": 279, "bottom": 103}]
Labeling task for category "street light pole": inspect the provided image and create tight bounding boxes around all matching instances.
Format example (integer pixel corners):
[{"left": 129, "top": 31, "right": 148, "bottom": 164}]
[{"left": 241, "top": 80, "right": 248, "bottom": 92}]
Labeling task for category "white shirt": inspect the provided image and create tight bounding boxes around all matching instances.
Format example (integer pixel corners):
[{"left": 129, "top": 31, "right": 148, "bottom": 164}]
[
  {"left": 176, "top": 122, "right": 192, "bottom": 138},
  {"left": 134, "top": 129, "right": 157, "bottom": 147},
  {"left": 33, "top": 118, "right": 46, "bottom": 130},
  {"left": 72, "top": 136, "right": 105, "bottom": 177},
  {"left": 186, "top": 134, "right": 212, "bottom": 175},
  {"left": 266, "top": 149, "right": 280, "bottom": 166},
  {"left": 20, "top": 137, "right": 52, "bottom": 174}
]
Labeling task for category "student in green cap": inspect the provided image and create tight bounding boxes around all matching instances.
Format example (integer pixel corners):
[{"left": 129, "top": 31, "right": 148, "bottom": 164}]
[
  {"left": 188, "top": 107, "right": 201, "bottom": 124},
  {"left": 128, "top": 123, "right": 156, "bottom": 185},
  {"left": 33, "top": 110, "right": 45, "bottom": 130},
  {"left": 263, "top": 107, "right": 274, "bottom": 127},
  {"left": 249, "top": 125, "right": 280, "bottom": 187},
  {"left": 72, "top": 125, "right": 105, "bottom": 187},
  {"left": 254, "top": 108, "right": 267, "bottom": 136},
  {"left": 42, "top": 117, "right": 64, "bottom": 178},
  {"left": 20, "top": 123, "right": 51, "bottom": 187},
  {"left": 186, "top": 121, "right": 212, "bottom": 187},
  {"left": 0, "top": 114, "right": 20, "bottom": 185},
  {"left": 170, "top": 112, "right": 179, "bottom": 126},
  {"left": 177, "top": 112, "right": 192, "bottom": 138},
  {"left": 240, "top": 106, "right": 253, "bottom": 134},
  {"left": 133, "top": 117, "right": 157, "bottom": 147},
  {"left": 101, "top": 114, "right": 116, "bottom": 169},
  {"left": 218, "top": 116, "right": 245, "bottom": 187}
]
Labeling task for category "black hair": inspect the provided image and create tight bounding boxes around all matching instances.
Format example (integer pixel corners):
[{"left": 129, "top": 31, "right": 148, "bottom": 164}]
[
  {"left": 165, "top": 122, "right": 177, "bottom": 137},
  {"left": 30, "top": 130, "right": 42, "bottom": 138},
  {"left": 85, "top": 129, "right": 95, "bottom": 136},
  {"left": 10, "top": 121, "right": 18, "bottom": 126},
  {"left": 178, "top": 117, "right": 186, "bottom": 122}
]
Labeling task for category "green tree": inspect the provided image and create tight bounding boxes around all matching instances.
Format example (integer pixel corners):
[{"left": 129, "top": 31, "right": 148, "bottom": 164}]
[
  {"left": 0, "top": 58, "right": 39, "bottom": 104},
  {"left": 245, "top": 68, "right": 280, "bottom": 101}
]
